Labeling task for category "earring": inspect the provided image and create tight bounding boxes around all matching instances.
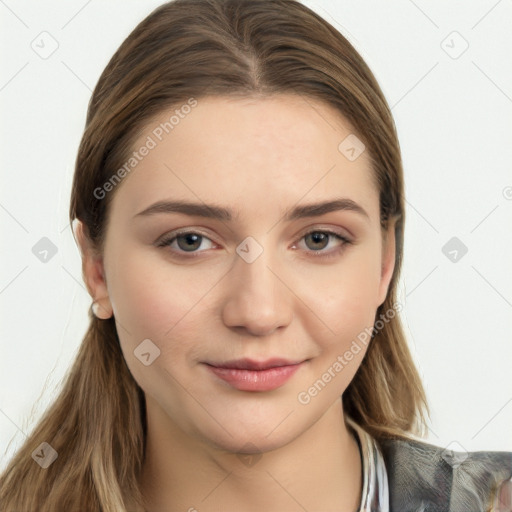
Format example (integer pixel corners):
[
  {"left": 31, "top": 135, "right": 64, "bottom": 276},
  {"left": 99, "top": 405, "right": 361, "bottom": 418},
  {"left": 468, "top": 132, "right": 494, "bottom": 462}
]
[{"left": 92, "top": 300, "right": 113, "bottom": 320}]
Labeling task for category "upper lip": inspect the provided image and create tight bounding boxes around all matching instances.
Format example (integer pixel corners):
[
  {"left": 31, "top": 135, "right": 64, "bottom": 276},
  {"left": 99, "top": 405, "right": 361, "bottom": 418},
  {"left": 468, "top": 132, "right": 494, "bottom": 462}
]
[{"left": 205, "top": 358, "right": 304, "bottom": 371}]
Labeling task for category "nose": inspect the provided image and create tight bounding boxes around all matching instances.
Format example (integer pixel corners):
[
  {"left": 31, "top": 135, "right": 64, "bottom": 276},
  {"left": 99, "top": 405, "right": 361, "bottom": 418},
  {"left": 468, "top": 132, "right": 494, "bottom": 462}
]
[{"left": 221, "top": 241, "right": 292, "bottom": 337}]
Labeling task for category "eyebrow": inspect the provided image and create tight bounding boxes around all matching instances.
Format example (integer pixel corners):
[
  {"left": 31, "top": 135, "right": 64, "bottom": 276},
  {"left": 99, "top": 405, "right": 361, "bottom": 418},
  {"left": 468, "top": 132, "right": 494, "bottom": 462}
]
[{"left": 133, "top": 198, "right": 370, "bottom": 222}]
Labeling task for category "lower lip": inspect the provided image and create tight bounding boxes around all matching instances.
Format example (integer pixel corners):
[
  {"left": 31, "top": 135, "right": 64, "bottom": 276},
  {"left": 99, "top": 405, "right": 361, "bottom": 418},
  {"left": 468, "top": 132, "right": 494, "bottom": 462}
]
[{"left": 206, "top": 363, "right": 303, "bottom": 391}]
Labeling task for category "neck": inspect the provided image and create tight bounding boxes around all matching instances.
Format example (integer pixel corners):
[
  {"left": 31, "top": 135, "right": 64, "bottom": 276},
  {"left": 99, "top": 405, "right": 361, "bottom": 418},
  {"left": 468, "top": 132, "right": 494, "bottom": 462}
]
[{"left": 140, "top": 397, "right": 362, "bottom": 512}]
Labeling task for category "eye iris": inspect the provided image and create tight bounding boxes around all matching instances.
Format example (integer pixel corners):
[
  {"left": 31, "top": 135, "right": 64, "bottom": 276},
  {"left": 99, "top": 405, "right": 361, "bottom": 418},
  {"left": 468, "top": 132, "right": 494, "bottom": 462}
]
[
  {"left": 177, "top": 233, "right": 202, "bottom": 251},
  {"left": 305, "top": 232, "right": 329, "bottom": 250}
]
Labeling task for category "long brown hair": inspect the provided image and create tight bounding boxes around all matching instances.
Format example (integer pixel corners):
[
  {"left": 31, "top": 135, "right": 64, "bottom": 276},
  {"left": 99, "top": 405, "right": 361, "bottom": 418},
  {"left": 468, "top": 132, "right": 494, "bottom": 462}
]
[{"left": 0, "top": 0, "right": 429, "bottom": 510}]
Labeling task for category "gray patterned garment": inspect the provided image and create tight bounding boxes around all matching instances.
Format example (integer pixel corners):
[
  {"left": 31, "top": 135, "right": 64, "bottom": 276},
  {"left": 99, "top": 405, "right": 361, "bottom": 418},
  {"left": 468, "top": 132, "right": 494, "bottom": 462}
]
[{"left": 347, "top": 416, "right": 512, "bottom": 512}]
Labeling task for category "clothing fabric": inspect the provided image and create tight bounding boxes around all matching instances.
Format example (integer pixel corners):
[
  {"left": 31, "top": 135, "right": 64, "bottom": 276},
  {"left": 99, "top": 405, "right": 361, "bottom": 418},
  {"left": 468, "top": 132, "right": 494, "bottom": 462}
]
[
  {"left": 347, "top": 416, "right": 512, "bottom": 512},
  {"left": 347, "top": 416, "right": 389, "bottom": 512}
]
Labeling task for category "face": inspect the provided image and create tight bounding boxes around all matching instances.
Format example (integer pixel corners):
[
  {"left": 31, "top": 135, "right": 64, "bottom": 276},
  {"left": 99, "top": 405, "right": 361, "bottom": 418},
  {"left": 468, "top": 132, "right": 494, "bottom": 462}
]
[{"left": 78, "top": 94, "right": 395, "bottom": 453}]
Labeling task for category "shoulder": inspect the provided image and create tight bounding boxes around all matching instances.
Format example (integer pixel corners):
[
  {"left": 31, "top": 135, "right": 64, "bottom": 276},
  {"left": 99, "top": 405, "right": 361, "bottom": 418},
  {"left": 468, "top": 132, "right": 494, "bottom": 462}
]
[{"left": 378, "top": 436, "right": 512, "bottom": 512}]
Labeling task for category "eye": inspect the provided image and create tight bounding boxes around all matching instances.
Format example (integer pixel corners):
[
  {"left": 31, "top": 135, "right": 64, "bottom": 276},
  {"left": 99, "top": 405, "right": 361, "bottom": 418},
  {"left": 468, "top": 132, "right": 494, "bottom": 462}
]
[
  {"left": 156, "top": 228, "right": 352, "bottom": 259},
  {"left": 156, "top": 230, "right": 216, "bottom": 256},
  {"left": 293, "top": 229, "right": 352, "bottom": 258}
]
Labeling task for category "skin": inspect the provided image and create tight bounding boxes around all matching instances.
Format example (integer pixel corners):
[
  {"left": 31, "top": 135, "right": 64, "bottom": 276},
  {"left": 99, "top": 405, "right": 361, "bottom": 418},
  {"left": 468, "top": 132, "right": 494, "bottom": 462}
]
[{"left": 75, "top": 94, "right": 396, "bottom": 512}]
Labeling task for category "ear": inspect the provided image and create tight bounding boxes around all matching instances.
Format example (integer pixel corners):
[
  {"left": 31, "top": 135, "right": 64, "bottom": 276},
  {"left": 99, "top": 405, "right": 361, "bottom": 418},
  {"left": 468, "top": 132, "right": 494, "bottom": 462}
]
[
  {"left": 377, "top": 218, "right": 397, "bottom": 308},
  {"left": 72, "top": 219, "right": 113, "bottom": 319}
]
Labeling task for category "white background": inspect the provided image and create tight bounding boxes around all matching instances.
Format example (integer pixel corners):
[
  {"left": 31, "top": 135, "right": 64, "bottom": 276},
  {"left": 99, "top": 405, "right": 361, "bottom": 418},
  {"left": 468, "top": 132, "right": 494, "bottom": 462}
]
[{"left": 1, "top": 0, "right": 511, "bottom": 473}]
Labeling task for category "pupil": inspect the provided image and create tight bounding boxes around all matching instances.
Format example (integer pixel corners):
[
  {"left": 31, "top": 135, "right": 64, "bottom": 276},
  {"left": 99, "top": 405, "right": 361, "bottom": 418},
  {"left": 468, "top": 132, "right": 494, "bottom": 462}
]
[
  {"left": 178, "top": 234, "right": 201, "bottom": 251},
  {"left": 308, "top": 232, "right": 328, "bottom": 250}
]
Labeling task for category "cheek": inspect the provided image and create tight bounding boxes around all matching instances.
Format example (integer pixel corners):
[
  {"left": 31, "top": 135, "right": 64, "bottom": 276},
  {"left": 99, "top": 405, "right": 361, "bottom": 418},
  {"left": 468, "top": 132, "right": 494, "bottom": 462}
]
[
  {"left": 107, "top": 252, "right": 215, "bottom": 394},
  {"left": 303, "top": 247, "right": 382, "bottom": 340},
  {"left": 105, "top": 251, "right": 222, "bottom": 390},
  {"left": 106, "top": 249, "right": 220, "bottom": 338},
  {"left": 293, "top": 248, "right": 382, "bottom": 397},
  {"left": 301, "top": 278, "right": 378, "bottom": 400}
]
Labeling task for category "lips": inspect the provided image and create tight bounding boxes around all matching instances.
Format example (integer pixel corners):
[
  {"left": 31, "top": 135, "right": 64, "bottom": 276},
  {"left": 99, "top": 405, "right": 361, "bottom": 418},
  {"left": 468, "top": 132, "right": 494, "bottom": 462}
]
[
  {"left": 209, "top": 358, "right": 302, "bottom": 371},
  {"left": 204, "top": 358, "right": 305, "bottom": 391}
]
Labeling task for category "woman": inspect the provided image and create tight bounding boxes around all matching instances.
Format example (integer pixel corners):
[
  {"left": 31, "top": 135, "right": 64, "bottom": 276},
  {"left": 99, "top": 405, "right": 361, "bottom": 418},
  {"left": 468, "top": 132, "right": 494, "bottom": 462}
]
[{"left": 1, "top": 0, "right": 510, "bottom": 510}]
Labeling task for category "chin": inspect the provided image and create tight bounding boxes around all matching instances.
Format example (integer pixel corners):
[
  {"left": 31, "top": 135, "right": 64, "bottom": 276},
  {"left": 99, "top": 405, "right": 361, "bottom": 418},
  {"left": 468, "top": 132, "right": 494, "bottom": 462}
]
[
  {"left": 199, "top": 424, "right": 301, "bottom": 455},
  {"left": 186, "top": 399, "right": 320, "bottom": 456}
]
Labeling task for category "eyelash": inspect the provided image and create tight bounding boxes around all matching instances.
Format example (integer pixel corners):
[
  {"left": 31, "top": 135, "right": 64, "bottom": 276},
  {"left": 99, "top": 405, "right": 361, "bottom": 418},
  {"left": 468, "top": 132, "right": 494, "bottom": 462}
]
[{"left": 156, "top": 228, "right": 352, "bottom": 260}]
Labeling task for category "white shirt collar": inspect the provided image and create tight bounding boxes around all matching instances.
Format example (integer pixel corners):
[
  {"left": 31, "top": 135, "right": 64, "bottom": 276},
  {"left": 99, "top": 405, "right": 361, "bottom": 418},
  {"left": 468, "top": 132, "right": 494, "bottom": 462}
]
[{"left": 346, "top": 416, "right": 390, "bottom": 512}]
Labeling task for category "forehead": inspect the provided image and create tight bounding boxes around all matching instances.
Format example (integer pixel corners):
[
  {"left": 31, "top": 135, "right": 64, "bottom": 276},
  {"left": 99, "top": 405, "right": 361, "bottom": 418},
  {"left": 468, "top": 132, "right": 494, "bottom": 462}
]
[{"left": 109, "top": 94, "right": 378, "bottom": 223}]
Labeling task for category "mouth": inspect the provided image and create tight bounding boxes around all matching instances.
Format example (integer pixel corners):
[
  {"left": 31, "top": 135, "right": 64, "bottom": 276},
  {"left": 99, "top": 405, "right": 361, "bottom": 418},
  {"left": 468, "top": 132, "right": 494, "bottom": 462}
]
[{"left": 203, "top": 358, "right": 307, "bottom": 392}]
